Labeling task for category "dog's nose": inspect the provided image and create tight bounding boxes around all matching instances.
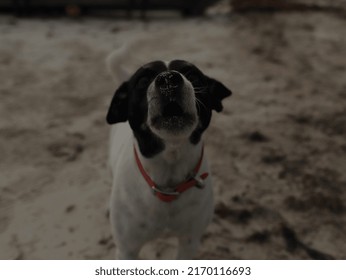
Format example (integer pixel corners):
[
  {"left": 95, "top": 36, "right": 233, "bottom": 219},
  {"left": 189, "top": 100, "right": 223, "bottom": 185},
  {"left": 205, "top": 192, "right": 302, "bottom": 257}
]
[{"left": 155, "top": 71, "right": 183, "bottom": 90}]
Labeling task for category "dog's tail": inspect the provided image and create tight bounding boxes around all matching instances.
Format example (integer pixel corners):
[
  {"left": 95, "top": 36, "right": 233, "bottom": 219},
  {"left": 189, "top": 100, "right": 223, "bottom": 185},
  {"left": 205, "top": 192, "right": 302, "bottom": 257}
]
[
  {"left": 106, "top": 43, "right": 131, "bottom": 82},
  {"left": 106, "top": 37, "right": 150, "bottom": 83}
]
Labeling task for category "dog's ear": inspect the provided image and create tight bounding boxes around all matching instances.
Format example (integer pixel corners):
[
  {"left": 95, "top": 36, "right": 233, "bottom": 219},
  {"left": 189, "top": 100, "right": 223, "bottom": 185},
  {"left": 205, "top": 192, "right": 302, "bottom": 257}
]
[
  {"left": 208, "top": 78, "right": 232, "bottom": 112},
  {"left": 106, "top": 82, "right": 129, "bottom": 124}
]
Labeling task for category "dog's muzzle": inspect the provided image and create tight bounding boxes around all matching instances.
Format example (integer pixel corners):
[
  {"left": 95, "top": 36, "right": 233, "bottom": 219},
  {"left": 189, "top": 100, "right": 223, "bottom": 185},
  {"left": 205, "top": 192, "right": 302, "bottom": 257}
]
[{"left": 148, "top": 70, "right": 197, "bottom": 136}]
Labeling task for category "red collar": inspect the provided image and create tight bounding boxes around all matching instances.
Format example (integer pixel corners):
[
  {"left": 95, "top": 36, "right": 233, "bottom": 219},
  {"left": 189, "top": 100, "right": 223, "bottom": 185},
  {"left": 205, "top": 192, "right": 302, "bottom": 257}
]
[{"left": 134, "top": 145, "right": 209, "bottom": 203}]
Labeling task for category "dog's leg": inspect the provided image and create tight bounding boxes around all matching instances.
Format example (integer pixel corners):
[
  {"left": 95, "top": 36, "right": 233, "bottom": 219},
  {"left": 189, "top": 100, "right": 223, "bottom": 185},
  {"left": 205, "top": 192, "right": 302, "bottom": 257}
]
[
  {"left": 115, "top": 244, "right": 141, "bottom": 260},
  {"left": 176, "top": 236, "right": 201, "bottom": 260},
  {"left": 111, "top": 222, "right": 145, "bottom": 259},
  {"left": 110, "top": 204, "right": 144, "bottom": 260}
]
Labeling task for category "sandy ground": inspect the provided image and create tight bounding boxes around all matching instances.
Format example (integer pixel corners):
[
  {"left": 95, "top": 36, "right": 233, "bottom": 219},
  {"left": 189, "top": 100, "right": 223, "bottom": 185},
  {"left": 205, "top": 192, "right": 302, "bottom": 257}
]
[{"left": 0, "top": 5, "right": 345, "bottom": 259}]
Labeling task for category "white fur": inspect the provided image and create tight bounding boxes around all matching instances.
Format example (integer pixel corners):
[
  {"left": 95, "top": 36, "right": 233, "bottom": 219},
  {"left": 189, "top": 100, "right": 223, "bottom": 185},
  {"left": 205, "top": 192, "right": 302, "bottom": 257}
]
[{"left": 109, "top": 123, "right": 213, "bottom": 259}]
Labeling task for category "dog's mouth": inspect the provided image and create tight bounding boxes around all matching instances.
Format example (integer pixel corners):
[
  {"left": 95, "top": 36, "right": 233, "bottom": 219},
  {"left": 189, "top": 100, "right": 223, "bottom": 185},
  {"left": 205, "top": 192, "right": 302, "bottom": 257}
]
[
  {"left": 149, "top": 101, "right": 197, "bottom": 135},
  {"left": 162, "top": 101, "right": 184, "bottom": 117}
]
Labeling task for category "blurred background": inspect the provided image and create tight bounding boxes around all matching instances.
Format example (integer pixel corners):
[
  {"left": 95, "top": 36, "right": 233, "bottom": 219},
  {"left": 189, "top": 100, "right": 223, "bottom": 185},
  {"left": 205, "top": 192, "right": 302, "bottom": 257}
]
[{"left": 0, "top": 0, "right": 345, "bottom": 259}]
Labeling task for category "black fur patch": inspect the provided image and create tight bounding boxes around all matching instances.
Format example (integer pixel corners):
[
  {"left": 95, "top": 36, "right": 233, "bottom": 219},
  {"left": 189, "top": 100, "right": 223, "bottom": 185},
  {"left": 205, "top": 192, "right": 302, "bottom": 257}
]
[{"left": 169, "top": 60, "right": 232, "bottom": 144}]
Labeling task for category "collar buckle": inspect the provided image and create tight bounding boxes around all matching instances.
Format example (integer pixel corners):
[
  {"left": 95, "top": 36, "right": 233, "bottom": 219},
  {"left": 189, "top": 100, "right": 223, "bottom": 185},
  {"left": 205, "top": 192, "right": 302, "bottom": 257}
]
[{"left": 194, "top": 176, "right": 206, "bottom": 189}]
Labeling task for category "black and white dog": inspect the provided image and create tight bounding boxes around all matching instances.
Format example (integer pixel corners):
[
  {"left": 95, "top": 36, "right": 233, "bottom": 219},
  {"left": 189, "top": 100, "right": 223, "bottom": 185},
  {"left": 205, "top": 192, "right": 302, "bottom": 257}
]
[{"left": 106, "top": 59, "right": 231, "bottom": 259}]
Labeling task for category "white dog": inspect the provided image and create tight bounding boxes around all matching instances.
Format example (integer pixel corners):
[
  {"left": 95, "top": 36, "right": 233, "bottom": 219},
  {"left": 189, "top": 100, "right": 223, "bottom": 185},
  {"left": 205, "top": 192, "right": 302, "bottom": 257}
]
[{"left": 106, "top": 57, "right": 231, "bottom": 259}]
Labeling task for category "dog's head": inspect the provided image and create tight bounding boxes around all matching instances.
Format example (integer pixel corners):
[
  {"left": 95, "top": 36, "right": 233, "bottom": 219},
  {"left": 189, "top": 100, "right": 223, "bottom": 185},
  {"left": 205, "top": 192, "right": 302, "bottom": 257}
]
[{"left": 106, "top": 60, "right": 232, "bottom": 157}]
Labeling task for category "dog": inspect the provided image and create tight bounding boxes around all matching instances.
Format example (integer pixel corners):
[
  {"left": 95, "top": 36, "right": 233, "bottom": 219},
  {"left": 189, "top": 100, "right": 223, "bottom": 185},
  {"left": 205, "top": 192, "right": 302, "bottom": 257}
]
[{"left": 106, "top": 59, "right": 232, "bottom": 259}]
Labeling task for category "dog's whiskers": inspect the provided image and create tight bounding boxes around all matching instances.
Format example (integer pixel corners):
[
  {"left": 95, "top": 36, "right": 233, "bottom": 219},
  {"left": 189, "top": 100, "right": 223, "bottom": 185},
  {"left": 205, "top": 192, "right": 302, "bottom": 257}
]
[{"left": 195, "top": 96, "right": 207, "bottom": 112}]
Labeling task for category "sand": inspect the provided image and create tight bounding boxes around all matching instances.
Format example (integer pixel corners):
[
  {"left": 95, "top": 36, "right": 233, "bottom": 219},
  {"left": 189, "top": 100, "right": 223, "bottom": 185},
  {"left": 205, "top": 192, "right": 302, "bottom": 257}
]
[{"left": 0, "top": 4, "right": 345, "bottom": 259}]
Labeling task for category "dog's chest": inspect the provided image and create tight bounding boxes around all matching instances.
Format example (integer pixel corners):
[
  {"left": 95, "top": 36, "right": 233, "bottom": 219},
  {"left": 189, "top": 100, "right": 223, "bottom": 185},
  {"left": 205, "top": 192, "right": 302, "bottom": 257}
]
[
  {"left": 114, "top": 160, "right": 212, "bottom": 233},
  {"left": 133, "top": 191, "right": 210, "bottom": 234},
  {"left": 110, "top": 123, "right": 213, "bottom": 236}
]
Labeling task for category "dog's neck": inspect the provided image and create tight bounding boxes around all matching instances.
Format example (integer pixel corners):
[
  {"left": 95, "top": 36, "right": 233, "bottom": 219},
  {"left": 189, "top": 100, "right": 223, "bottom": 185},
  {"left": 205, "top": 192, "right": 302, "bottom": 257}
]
[{"left": 134, "top": 137, "right": 204, "bottom": 191}]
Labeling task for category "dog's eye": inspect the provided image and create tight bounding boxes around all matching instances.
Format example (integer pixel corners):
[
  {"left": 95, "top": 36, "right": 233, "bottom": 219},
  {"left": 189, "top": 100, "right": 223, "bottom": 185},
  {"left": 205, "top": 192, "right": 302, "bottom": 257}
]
[
  {"left": 137, "top": 77, "right": 150, "bottom": 88},
  {"left": 185, "top": 72, "right": 201, "bottom": 84}
]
